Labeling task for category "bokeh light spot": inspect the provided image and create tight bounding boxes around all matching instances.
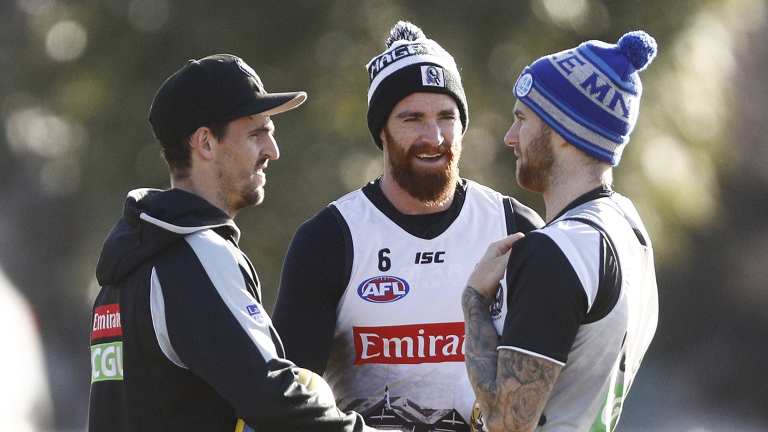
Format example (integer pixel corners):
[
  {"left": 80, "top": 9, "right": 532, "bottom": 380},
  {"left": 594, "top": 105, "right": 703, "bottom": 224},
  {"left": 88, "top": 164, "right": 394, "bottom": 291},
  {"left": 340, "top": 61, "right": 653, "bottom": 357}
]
[
  {"left": 45, "top": 20, "right": 87, "bottom": 62},
  {"left": 339, "top": 153, "right": 380, "bottom": 191},
  {"left": 534, "top": 0, "right": 589, "bottom": 29},
  {"left": 5, "top": 107, "right": 86, "bottom": 160},
  {"left": 40, "top": 158, "right": 81, "bottom": 196},
  {"left": 16, "top": 0, "right": 55, "bottom": 15},
  {"left": 128, "top": 0, "right": 170, "bottom": 33}
]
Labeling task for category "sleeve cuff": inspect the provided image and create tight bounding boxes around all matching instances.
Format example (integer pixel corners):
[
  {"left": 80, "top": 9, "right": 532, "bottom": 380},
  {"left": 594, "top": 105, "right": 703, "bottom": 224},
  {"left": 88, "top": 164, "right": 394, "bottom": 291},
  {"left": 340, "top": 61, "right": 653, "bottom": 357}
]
[{"left": 496, "top": 345, "right": 565, "bottom": 366}]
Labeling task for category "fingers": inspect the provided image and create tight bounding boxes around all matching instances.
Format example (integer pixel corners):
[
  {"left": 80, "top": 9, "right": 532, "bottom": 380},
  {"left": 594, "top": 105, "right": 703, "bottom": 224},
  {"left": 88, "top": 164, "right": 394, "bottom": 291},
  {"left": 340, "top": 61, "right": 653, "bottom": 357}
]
[
  {"left": 467, "top": 232, "right": 527, "bottom": 296},
  {"left": 490, "top": 232, "right": 525, "bottom": 256}
]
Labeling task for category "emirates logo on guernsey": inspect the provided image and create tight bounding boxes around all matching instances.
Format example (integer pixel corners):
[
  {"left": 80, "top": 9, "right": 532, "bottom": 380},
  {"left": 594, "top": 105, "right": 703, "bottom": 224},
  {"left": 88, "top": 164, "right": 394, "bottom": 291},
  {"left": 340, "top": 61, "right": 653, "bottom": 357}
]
[
  {"left": 91, "top": 303, "right": 124, "bottom": 382},
  {"left": 354, "top": 322, "right": 465, "bottom": 365},
  {"left": 92, "top": 304, "right": 122, "bottom": 340}
]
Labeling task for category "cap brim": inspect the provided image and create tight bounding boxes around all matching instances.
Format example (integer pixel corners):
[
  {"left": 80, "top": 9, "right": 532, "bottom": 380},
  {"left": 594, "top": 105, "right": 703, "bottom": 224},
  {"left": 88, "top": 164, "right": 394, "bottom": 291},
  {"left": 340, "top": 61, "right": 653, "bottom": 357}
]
[{"left": 251, "top": 91, "right": 308, "bottom": 117}]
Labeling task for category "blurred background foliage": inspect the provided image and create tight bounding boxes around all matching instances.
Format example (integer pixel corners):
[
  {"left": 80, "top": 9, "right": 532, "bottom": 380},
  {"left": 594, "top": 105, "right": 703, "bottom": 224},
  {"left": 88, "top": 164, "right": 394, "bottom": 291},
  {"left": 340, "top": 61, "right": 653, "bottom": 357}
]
[{"left": 0, "top": 0, "right": 766, "bottom": 430}]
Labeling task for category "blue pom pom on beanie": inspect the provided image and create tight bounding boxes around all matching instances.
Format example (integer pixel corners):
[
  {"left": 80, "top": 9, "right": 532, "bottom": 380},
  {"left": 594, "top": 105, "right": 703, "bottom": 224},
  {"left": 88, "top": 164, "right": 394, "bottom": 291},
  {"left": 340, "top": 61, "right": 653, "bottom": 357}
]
[
  {"left": 513, "top": 31, "right": 657, "bottom": 166},
  {"left": 618, "top": 31, "right": 657, "bottom": 71}
]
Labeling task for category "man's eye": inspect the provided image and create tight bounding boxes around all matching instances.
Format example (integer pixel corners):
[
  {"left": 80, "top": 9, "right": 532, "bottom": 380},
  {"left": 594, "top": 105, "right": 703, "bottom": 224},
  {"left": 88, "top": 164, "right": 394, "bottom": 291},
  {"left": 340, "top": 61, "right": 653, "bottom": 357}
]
[{"left": 250, "top": 129, "right": 273, "bottom": 137}]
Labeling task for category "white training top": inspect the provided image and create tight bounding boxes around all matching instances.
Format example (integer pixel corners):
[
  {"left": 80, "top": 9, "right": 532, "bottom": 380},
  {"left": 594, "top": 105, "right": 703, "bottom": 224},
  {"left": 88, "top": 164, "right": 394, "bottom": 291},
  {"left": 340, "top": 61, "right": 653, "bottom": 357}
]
[
  {"left": 324, "top": 181, "right": 511, "bottom": 427},
  {"left": 516, "top": 194, "right": 658, "bottom": 431}
]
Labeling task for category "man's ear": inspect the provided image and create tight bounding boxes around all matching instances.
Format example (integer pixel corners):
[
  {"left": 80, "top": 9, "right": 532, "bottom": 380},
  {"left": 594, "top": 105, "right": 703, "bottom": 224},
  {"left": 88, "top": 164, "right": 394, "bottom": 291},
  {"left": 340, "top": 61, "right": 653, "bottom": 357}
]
[
  {"left": 549, "top": 128, "right": 568, "bottom": 149},
  {"left": 189, "top": 126, "right": 216, "bottom": 161}
]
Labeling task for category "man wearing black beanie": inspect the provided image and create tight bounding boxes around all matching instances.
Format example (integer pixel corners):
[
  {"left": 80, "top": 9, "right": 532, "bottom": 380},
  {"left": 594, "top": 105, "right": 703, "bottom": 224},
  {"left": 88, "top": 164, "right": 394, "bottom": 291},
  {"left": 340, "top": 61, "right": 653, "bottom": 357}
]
[{"left": 273, "top": 22, "right": 543, "bottom": 431}]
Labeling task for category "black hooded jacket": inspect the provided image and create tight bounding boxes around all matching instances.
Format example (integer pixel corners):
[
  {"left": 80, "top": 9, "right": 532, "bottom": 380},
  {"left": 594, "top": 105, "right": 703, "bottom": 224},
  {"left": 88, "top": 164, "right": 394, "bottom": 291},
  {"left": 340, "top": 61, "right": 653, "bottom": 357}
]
[{"left": 88, "top": 188, "right": 366, "bottom": 432}]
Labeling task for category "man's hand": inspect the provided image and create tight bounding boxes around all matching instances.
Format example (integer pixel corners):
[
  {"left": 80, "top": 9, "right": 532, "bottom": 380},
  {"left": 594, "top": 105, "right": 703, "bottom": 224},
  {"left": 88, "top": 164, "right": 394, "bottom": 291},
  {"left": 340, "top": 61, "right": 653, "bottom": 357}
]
[{"left": 467, "top": 233, "right": 525, "bottom": 300}]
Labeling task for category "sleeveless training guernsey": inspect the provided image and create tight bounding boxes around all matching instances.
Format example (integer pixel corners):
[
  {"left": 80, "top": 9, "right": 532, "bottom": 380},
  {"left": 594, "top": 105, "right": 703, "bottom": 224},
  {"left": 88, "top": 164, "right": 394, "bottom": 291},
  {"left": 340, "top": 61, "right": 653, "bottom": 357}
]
[
  {"left": 494, "top": 193, "right": 658, "bottom": 432},
  {"left": 325, "top": 180, "right": 512, "bottom": 429}
]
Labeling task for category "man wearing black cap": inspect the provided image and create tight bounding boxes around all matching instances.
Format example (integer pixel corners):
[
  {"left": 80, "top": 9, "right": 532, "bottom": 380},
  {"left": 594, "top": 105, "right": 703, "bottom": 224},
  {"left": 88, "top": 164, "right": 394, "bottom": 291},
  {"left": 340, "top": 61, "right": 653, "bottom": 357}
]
[
  {"left": 273, "top": 23, "right": 543, "bottom": 431},
  {"left": 88, "top": 54, "right": 375, "bottom": 431}
]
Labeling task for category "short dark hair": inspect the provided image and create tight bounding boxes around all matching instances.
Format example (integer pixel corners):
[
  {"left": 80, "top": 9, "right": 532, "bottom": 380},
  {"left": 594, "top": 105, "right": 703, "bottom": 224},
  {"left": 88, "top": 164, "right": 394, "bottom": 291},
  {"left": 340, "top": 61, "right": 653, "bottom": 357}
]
[{"left": 161, "top": 120, "right": 229, "bottom": 178}]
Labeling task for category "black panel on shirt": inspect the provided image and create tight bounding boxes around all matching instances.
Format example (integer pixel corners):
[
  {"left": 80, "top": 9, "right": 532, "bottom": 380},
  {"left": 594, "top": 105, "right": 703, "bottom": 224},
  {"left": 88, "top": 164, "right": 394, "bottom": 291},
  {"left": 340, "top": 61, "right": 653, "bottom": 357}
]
[
  {"left": 500, "top": 187, "right": 623, "bottom": 363},
  {"left": 362, "top": 178, "right": 544, "bottom": 238},
  {"left": 156, "top": 241, "right": 360, "bottom": 430},
  {"left": 501, "top": 233, "right": 588, "bottom": 364},
  {"left": 506, "top": 197, "right": 545, "bottom": 234},
  {"left": 503, "top": 198, "right": 517, "bottom": 235},
  {"left": 272, "top": 206, "right": 352, "bottom": 375},
  {"left": 548, "top": 185, "right": 621, "bottom": 324},
  {"left": 361, "top": 178, "right": 468, "bottom": 239},
  {"left": 274, "top": 178, "right": 543, "bottom": 374},
  {"left": 564, "top": 217, "right": 622, "bottom": 324}
]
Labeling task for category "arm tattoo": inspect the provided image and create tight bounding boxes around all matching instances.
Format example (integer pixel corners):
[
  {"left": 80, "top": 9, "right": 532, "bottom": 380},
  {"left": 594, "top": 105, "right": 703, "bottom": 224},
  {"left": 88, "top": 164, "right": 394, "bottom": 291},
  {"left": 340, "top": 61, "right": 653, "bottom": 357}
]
[
  {"left": 495, "top": 349, "right": 560, "bottom": 431},
  {"left": 462, "top": 286, "right": 500, "bottom": 413},
  {"left": 462, "top": 286, "right": 562, "bottom": 431}
]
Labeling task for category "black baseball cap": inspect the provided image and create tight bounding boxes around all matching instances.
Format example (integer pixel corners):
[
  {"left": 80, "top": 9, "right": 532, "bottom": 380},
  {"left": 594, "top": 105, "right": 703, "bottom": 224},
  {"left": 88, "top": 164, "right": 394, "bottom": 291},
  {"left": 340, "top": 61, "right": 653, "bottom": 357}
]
[{"left": 148, "top": 54, "right": 307, "bottom": 143}]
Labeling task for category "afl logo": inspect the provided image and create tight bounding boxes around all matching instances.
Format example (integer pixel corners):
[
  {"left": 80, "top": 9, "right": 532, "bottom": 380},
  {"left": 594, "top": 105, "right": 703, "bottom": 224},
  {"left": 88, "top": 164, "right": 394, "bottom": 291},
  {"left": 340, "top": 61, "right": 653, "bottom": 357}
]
[{"left": 357, "top": 276, "right": 410, "bottom": 303}]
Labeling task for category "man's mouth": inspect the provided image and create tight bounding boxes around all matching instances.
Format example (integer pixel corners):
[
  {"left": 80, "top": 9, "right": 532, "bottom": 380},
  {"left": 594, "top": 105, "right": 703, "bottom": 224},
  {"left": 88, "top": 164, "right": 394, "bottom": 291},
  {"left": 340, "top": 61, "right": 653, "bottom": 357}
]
[{"left": 416, "top": 153, "right": 444, "bottom": 161}]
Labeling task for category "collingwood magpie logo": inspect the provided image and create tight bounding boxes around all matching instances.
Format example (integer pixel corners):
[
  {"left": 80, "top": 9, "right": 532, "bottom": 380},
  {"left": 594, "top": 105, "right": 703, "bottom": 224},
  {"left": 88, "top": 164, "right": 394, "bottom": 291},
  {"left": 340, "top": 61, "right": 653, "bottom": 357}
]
[
  {"left": 490, "top": 285, "right": 504, "bottom": 319},
  {"left": 421, "top": 65, "right": 445, "bottom": 87}
]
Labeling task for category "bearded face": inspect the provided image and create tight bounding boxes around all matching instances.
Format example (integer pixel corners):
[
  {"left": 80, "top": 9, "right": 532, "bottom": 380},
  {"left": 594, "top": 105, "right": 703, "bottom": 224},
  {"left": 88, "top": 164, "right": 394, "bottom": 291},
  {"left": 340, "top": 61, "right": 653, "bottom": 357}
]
[
  {"left": 516, "top": 124, "right": 554, "bottom": 193},
  {"left": 383, "top": 126, "right": 461, "bottom": 205},
  {"left": 211, "top": 114, "right": 277, "bottom": 215}
]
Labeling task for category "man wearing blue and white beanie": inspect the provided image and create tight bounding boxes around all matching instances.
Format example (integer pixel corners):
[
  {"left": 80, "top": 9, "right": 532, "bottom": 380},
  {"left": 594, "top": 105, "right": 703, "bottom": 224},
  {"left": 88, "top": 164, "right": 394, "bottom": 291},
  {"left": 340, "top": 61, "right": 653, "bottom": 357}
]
[{"left": 462, "top": 32, "right": 660, "bottom": 432}]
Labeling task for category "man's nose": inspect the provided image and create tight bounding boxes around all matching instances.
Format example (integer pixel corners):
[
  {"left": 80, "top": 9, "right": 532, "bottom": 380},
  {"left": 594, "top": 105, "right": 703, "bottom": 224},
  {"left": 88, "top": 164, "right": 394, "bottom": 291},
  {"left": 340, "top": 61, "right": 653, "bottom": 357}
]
[
  {"left": 504, "top": 123, "right": 519, "bottom": 148},
  {"left": 422, "top": 120, "right": 445, "bottom": 147},
  {"left": 266, "top": 134, "right": 280, "bottom": 161}
]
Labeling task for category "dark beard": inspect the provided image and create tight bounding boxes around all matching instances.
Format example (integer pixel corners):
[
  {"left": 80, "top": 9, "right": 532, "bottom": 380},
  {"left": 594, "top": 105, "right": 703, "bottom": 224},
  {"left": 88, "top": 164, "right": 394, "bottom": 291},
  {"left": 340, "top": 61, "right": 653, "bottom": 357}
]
[
  {"left": 237, "top": 186, "right": 264, "bottom": 209},
  {"left": 383, "top": 128, "right": 460, "bottom": 204},
  {"left": 517, "top": 126, "right": 554, "bottom": 193},
  {"left": 217, "top": 164, "right": 265, "bottom": 213}
]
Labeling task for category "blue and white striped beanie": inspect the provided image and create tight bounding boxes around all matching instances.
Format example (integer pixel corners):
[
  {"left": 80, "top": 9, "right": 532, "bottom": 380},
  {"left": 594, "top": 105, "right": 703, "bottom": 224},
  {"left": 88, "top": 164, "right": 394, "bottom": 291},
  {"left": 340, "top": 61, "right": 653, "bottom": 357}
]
[{"left": 513, "top": 31, "right": 657, "bottom": 166}]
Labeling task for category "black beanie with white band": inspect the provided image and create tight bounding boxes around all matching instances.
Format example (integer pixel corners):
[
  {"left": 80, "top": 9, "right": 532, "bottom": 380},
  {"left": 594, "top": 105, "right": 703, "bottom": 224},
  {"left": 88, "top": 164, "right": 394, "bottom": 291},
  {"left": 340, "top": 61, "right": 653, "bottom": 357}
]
[{"left": 366, "top": 21, "right": 468, "bottom": 149}]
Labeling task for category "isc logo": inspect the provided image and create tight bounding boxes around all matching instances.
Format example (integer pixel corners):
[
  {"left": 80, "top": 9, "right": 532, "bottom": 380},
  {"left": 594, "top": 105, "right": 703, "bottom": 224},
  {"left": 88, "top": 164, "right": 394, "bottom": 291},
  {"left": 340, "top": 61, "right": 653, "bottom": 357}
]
[
  {"left": 414, "top": 251, "right": 445, "bottom": 264},
  {"left": 357, "top": 276, "right": 410, "bottom": 303}
]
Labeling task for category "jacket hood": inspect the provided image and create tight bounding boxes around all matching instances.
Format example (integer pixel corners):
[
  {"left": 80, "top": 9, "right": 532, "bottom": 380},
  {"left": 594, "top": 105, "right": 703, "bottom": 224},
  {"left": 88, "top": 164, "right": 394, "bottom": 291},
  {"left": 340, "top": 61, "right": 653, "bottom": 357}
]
[{"left": 96, "top": 188, "right": 240, "bottom": 286}]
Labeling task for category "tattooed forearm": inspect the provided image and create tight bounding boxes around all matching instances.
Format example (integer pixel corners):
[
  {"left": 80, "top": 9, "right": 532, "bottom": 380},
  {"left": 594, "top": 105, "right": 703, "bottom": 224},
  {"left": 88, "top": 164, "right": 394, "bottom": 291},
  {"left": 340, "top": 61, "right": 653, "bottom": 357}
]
[
  {"left": 462, "top": 286, "right": 501, "bottom": 416},
  {"left": 462, "top": 287, "right": 563, "bottom": 432},
  {"left": 493, "top": 349, "right": 561, "bottom": 431}
]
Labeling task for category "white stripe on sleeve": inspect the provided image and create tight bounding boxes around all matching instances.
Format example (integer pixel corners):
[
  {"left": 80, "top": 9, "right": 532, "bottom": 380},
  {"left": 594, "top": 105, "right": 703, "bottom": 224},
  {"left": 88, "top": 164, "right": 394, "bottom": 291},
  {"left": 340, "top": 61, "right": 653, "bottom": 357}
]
[
  {"left": 497, "top": 345, "right": 566, "bottom": 367},
  {"left": 184, "top": 230, "right": 279, "bottom": 361},
  {"left": 150, "top": 267, "right": 188, "bottom": 369}
]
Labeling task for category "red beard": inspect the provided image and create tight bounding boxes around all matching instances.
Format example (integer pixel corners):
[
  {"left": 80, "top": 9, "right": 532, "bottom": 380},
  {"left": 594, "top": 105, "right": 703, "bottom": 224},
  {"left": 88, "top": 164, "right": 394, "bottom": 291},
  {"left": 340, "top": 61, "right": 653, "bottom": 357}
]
[
  {"left": 384, "top": 128, "right": 461, "bottom": 204},
  {"left": 517, "top": 126, "right": 554, "bottom": 193}
]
